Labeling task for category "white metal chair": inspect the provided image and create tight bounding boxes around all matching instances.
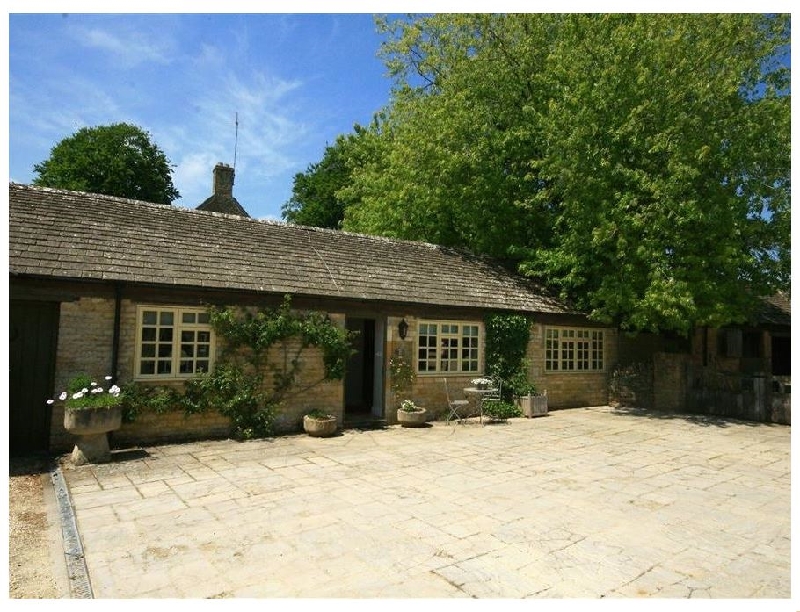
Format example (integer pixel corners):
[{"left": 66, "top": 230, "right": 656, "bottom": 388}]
[
  {"left": 443, "top": 378, "right": 470, "bottom": 424},
  {"left": 479, "top": 378, "right": 503, "bottom": 425}
]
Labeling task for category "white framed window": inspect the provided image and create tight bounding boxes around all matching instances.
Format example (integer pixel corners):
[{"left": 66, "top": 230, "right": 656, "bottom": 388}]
[
  {"left": 135, "top": 306, "right": 215, "bottom": 379},
  {"left": 545, "top": 328, "right": 605, "bottom": 372},
  {"left": 417, "top": 321, "right": 481, "bottom": 374}
]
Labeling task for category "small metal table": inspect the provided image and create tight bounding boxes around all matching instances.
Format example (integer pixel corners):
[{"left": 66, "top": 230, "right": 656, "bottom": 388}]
[{"left": 463, "top": 387, "right": 499, "bottom": 424}]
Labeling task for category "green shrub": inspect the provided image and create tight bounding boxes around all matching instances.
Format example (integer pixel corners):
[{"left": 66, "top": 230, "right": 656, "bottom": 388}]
[
  {"left": 482, "top": 400, "right": 522, "bottom": 421},
  {"left": 119, "top": 383, "right": 181, "bottom": 423}
]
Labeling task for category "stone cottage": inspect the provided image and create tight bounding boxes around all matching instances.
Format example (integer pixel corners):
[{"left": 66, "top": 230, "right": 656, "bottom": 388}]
[{"left": 9, "top": 178, "right": 620, "bottom": 454}]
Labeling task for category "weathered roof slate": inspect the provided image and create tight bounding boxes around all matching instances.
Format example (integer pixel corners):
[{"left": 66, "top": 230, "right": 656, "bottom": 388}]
[
  {"left": 753, "top": 291, "right": 791, "bottom": 328},
  {"left": 9, "top": 183, "right": 574, "bottom": 315},
  {"left": 196, "top": 193, "right": 250, "bottom": 217}
]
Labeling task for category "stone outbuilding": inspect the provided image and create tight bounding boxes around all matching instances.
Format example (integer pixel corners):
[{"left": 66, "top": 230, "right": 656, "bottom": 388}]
[{"left": 9, "top": 180, "right": 621, "bottom": 454}]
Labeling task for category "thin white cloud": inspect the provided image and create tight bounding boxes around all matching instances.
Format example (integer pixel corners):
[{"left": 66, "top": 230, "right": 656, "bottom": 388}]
[
  {"left": 172, "top": 152, "right": 218, "bottom": 205},
  {"left": 9, "top": 13, "right": 384, "bottom": 219},
  {"left": 162, "top": 60, "right": 313, "bottom": 209},
  {"left": 70, "top": 25, "right": 172, "bottom": 67}
]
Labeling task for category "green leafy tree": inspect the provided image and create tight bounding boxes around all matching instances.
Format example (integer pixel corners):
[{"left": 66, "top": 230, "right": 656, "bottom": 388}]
[
  {"left": 32, "top": 123, "right": 180, "bottom": 204},
  {"left": 282, "top": 124, "right": 384, "bottom": 228},
  {"left": 342, "top": 13, "right": 790, "bottom": 333}
]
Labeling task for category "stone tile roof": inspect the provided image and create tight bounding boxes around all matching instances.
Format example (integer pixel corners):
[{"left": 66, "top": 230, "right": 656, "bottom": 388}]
[
  {"left": 196, "top": 194, "right": 250, "bottom": 217},
  {"left": 9, "top": 183, "right": 575, "bottom": 315},
  {"left": 753, "top": 291, "right": 791, "bottom": 328}
]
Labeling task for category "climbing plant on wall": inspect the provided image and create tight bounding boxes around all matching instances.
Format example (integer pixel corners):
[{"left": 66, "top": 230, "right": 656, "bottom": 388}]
[
  {"left": 123, "top": 295, "right": 355, "bottom": 440},
  {"left": 484, "top": 313, "right": 536, "bottom": 400},
  {"left": 193, "top": 295, "right": 355, "bottom": 439}
]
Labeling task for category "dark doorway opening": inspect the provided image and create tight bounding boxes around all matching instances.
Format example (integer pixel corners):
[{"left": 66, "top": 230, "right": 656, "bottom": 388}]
[
  {"left": 345, "top": 318, "right": 375, "bottom": 416},
  {"left": 772, "top": 335, "right": 791, "bottom": 376},
  {"left": 10, "top": 301, "right": 60, "bottom": 456}
]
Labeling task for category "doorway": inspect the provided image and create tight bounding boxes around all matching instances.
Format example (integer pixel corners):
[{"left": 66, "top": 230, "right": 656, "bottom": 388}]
[
  {"left": 345, "top": 317, "right": 385, "bottom": 418},
  {"left": 772, "top": 335, "right": 790, "bottom": 376},
  {"left": 9, "top": 300, "right": 60, "bottom": 455}
]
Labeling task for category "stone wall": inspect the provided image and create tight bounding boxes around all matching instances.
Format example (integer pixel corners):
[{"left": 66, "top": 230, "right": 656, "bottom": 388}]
[
  {"left": 529, "top": 322, "right": 618, "bottom": 408},
  {"left": 265, "top": 330, "right": 345, "bottom": 433},
  {"left": 653, "top": 353, "right": 688, "bottom": 412},
  {"left": 383, "top": 317, "right": 481, "bottom": 423},
  {"left": 50, "top": 298, "right": 116, "bottom": 450},
  {"left": 112, "top": 410, "right": 231, "bottom": 448},
  {"left": 393, "top": 318, "right": 619, "bottom": 415},
  {"left": 49, "top": 299, "right": 621, "bottom": 445},
  {"left": 608, "top": 362, "right": 654, "bottom": 409},
  {"left": 53, "top": 297, "right": 116, "bottom": 390},
  {"left": 49, "top": 297, "right": 347, "bottom": 447}
]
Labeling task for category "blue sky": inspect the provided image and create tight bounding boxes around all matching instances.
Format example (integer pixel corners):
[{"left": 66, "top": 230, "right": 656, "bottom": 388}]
[
  {"left": 8, "top": 12, "right": 397, "bottom": 220},
  {"left": 7, "top": 5, "right": 792, "bottom": 223}
]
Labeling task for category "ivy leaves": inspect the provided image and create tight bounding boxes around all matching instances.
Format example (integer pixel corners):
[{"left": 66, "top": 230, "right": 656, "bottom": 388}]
[{"left": 209, "top": 296, "right": 355, "bottom": 382}]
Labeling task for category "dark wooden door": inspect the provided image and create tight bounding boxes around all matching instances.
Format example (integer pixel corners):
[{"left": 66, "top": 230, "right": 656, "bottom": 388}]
[
  {"left": 345, "top": 318, "right": 375, "bottom": 415},
  {"left": 9, "top": 300, "right": 60, "bottom": 455}
]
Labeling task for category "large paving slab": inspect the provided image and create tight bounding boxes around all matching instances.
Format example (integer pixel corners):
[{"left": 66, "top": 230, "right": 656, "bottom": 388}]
[{"left": 59, "top": 406, "right": 790, "bottom": 599}]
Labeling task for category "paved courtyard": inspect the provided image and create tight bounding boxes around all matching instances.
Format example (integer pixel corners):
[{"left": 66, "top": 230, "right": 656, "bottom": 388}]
[{"left": 57, "top": 406, "right": 790, "bottom": 599}]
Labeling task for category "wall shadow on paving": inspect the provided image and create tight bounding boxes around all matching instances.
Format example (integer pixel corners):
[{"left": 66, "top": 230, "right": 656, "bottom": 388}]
[{"left": 608, "top": 405, "right": 773, "bottom": 429}]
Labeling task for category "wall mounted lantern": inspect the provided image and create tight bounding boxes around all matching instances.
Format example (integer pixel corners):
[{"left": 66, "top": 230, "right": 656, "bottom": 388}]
[{"left": 398, "top": 318, "right": 409, "bottom": 340}]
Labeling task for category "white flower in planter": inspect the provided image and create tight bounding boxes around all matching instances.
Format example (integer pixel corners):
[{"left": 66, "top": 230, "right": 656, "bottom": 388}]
[{"left": 400, "top": 399, "right": 422, "bottom": 412}]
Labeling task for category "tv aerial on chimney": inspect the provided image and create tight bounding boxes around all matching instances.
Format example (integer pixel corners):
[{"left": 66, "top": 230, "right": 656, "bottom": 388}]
[{"left": 234, "top": 112, "right": 239, "bottom": 171}]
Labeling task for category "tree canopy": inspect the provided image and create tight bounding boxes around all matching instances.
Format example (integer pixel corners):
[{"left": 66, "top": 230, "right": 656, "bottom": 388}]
[
  {"left": 281, "top": 126, "right": 376, "bottom": 228},
  {"left": 330, "top": 13, "right": 790, "bottom": 333},
  {"left": 32, "top": 123, "right": 180, "bottom": 204}
]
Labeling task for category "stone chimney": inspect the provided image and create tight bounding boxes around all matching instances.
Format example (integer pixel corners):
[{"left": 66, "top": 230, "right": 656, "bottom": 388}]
[
  {"left": 196, "top": 162, "right": 250, "bottom": 217},
  {"left": 213, "top": 163, "right": 235, "bottom": 198}
]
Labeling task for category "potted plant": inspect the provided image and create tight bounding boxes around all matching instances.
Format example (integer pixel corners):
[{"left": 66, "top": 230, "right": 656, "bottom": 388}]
[
  {"left": 302, "top": 409, "right": 338, "bottom": 437},
  {"left": 48, "top": 374, "right": 123, "bottom": 465},
  {"left": 471, "top": 377, "right": 493, "bottom": 390},
  {"left": 515, "top": 389, "right": 548, "bottom": 418},
  {"left": 396, "top": 399, "right": 428, "bottom": 427}
]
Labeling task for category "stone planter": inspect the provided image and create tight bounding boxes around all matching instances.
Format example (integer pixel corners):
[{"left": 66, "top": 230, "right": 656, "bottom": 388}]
[
  {"left": 63, "top": 405, "right": 122, "bottom": 465},
  {"left": 303, "top": 414, "right": 338, "bottom": 437},
  {"left": 515, "top": 393, "right": 548, "bottom": 418},
  {"left": 397, "top": 407, "right": 428, "bottom": 427}
]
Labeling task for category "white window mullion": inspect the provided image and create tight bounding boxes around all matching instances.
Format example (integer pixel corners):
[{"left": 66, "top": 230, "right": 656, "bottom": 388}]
[
  {"left": 136, "top": 306, "right": 215, "bottom": 380},
  {"left": 417, "top": 320, "right": 481, "bottom": 374},
  {"left": 545, "top": 327, "right": 605, "bottom": 373}
]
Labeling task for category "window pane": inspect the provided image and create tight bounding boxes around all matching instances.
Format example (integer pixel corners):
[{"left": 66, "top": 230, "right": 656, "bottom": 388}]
[
  {"left": 182, "top": 312, "right": 196, "bottom": 324},
  {"left": 142, "top": 328, "right": 156, "bottom": 342},
  {"left": 196, "top": 360, "right": 209, "bottom": 372},
  {"left": 142, "top": 311, "right": 157, "bottom": 325},
  {"left": 179, "top": 360, "right": 194, "bottom": 374},
  {"left": 181, "top": 330, "right": 195, "bottom": 342},
  {"left": 140, "top": 361, "right": 155, "bottom": 375},
  {"left": 141, "top": 344, "right": 156, "bottom": 358},
  {"left": 197, "top": 331, "right": 211, "bottom": 343},
  {"left": 181, "top": 344, "right": 194, "bottom": 357},
  {"left": 159, "top": 328, "right": 173, "bottom": 342},
  {"left": 159, "top": 312, "right": 174, "bottom": 325},
  {"left": 197, "top": 345, "right": 210, "bottom": 358},
  {"left": 157, "top": 360, "right": 172, "bottom": 374},
  {"left": 158, "top": 344, "right": 172, "bottom": 358},
  {"left": 198, "top": 313, "right": 210, "bottom": 324}
]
